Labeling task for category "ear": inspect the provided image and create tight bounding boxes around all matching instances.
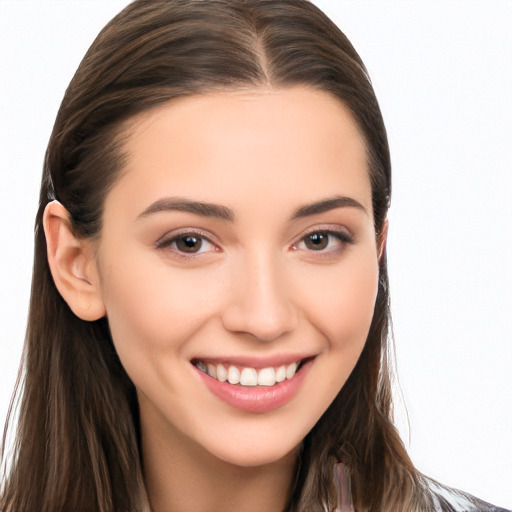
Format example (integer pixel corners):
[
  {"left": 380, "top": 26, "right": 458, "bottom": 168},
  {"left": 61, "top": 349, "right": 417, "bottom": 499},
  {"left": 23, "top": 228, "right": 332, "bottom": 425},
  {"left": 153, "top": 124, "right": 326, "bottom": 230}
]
[
  {"left": 377, "top": 218, "right": 389, "bottom": 261},
  {"left": 43, "top": 201, "right": 106, "bottom": 321}
]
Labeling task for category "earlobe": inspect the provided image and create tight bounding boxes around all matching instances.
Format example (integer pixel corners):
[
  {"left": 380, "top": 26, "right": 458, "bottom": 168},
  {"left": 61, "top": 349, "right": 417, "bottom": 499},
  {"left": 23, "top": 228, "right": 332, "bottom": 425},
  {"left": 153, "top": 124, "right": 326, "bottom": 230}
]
[
  {"left": 377, "top": 219, "right": 389, "bottom": 261},
  {"left": 43, "top": 201, "right": 106, "bottom": 321}
]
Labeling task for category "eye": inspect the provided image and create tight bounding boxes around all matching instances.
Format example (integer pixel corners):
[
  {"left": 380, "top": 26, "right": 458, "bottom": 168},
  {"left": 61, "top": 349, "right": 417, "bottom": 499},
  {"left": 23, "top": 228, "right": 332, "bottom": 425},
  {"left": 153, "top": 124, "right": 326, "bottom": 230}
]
[
  {"left": 303, "top": 232, "right": 330, "bottom": 250},
  {"left": 293, "top": 229, "right": 354, "bottom": 253},
  {"left": 156, "top": 231, "right": 218, "bottom": 256},
  {"left": 172, "top": 233, "right": 208, "bottom": 253}
]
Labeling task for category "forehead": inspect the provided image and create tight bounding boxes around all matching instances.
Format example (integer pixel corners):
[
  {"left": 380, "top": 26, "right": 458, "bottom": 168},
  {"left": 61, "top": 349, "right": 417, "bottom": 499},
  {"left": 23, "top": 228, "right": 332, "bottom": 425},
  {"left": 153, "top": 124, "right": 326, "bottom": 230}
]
[{"left": 109, "top": 86, "right": 372, "bottom": 220}]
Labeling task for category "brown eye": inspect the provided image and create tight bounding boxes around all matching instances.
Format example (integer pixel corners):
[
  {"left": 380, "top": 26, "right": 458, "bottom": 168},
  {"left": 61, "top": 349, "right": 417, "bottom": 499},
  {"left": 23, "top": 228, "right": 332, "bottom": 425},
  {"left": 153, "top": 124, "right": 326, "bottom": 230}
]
[
  {"left": 155, "top": 230, "right": 218, "bottom": 258},
  {"left": 304, "top": 232, "right": 329, "bottom": 250},
  {"left": 175, "top": 234, "right": 203, "bottom": 253},
  {"left": 293, "top": 229, "right": 354, "bottom": 254}
]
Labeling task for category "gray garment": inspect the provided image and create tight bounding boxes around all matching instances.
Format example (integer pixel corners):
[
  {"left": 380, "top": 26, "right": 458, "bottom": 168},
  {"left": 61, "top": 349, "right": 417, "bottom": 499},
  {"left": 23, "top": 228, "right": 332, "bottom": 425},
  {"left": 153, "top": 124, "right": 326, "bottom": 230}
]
[{"left": 332, "top": 463, "right": 510, "bottom": 512}]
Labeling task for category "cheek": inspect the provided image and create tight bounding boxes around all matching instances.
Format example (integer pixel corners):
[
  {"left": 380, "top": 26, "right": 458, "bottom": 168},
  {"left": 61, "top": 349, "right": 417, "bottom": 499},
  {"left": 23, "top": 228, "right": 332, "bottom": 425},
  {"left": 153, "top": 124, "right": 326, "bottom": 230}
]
[
  {"left": 301, "top": 252, "right": 379, "bottom": 345},
  {"left": 299, "top": 251, "right": 379, "bottom": 388},
  {"left": 332, "top": 263, "right": 378, "bottom": 342},
  {"left": 98, "top": 251, "right": 221, "bottom": 379}
]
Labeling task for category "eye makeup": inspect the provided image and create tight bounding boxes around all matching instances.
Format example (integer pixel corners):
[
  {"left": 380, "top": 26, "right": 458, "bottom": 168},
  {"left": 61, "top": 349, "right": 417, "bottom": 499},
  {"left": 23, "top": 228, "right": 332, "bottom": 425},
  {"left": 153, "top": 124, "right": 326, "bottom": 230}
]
[
  {"left": 155, "top": 228, "right": 220, "bottom": 260},
  {"left": 154, "top": 223, "right": 355, "bottom": 264}
]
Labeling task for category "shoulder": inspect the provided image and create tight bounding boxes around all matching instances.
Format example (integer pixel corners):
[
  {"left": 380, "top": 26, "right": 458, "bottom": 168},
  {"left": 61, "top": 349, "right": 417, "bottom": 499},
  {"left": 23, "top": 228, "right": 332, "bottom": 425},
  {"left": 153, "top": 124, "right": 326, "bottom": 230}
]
[
  {"left": 427, "top": 478, "right": 511, "bottom": 512},
  {"left": 332, "top": 464, "right": 511, "bottom": 512}
]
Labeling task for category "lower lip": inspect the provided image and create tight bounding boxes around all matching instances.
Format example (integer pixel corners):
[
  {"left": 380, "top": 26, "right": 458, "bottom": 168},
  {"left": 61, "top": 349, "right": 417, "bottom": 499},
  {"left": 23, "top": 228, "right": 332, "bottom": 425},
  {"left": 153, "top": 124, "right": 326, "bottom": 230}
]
[{"left": 194, "top": 359, "right": 313, "bottom": 413}]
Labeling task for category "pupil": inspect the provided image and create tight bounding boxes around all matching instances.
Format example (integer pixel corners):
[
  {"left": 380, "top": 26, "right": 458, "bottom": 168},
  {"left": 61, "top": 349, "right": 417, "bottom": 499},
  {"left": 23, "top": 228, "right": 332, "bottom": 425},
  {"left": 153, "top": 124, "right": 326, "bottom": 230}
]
[
  {"left": 177, "top": 235, "right": 201, "bottom": 253},
  {"left": 306, "top": 233, "right": 328, "bottom": 250}
]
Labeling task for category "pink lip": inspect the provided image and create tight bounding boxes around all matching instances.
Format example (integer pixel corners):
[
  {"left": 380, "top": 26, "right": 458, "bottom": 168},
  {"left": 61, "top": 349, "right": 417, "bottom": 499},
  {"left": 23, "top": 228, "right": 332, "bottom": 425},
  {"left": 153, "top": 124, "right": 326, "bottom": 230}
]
[{"left": 193, "top": 358, "right": 314, "bottom": 413}]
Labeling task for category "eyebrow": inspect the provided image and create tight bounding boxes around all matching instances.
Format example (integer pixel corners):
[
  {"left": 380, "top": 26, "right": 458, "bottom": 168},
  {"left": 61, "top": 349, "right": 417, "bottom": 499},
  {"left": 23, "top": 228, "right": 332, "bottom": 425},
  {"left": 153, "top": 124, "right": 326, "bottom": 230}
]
[
  {"left": 137, "top": 194, "right": 367, "bottom": 222},
  {"left": 137, "top": 197, "right": 235, "bottom": 222},
  {"left": 291, "top": 195, "right": 368, "bottom": 219}
]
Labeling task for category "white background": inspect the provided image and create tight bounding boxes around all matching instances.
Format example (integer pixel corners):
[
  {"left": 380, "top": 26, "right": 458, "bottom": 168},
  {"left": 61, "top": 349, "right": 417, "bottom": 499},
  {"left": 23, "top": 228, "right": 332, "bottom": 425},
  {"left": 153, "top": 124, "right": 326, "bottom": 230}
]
[{"left": 0, "top": 0, "right": 510, "bottom": 507}]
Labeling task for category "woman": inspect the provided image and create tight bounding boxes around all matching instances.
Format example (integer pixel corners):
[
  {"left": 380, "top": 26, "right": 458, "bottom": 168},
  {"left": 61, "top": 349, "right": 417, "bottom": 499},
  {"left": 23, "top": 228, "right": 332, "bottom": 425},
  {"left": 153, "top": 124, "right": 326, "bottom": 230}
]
[{"left": 1, "top": 1, "right": 510, "bottom": 511}]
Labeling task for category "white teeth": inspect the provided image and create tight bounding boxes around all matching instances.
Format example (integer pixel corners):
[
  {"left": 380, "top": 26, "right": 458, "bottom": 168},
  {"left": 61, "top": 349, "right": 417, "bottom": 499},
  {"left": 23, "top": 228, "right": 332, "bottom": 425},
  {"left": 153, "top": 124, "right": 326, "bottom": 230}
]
[
  {"left": 216, "top": 364, "right": 227, "bottom": 382},
  {"left": 286, "top": 362, "right": 298, "bottom": 379},
  {"left": 240, "top": 368, "right": 258, "bottom": 386},
  {"left": 275, "top": 365, "right": 286, "bottom": 383},
  {"left": 207, "top": 364, "right": 217, "bottom": 379},
  {"left": 196, "top": 359, "right": 304, "bottom": 386},
  {"left": 257, "top": 367, "right": 276, "bottom": 386},
  {"left": 227, "top": 366, "right": 240, "bottom": 384}
]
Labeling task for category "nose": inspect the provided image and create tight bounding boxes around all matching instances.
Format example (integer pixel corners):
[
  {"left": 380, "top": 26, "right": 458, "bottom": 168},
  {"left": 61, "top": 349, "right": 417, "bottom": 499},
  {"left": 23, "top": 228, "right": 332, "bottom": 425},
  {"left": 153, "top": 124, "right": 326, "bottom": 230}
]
[{"left": 221, "top": 253, "right": 298, "bottom": 342}]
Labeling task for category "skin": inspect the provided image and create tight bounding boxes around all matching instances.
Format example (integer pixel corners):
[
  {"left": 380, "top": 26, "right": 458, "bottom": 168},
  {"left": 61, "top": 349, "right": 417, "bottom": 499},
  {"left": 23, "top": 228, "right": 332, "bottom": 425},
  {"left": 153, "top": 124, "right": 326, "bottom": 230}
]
[{"left": 44, "top": 87, "right": 386, "bottom": 512}]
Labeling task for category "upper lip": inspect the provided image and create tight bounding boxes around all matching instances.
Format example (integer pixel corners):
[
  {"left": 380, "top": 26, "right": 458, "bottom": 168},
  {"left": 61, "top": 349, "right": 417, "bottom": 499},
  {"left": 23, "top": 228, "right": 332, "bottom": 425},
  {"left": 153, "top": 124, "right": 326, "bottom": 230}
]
[{"left": 191, "top": 354, "right": 316, "bottom": 369}]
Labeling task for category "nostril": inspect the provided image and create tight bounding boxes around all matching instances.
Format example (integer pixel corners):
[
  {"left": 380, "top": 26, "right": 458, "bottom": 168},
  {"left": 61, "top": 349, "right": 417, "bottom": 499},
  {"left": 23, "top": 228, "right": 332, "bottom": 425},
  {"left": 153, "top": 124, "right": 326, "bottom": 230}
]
[
  {"left": 221, "top": 263, "right": 298, "bottom": 341},
  {"left": 221, "top": 307, "right": 298, "bottom": 342}
]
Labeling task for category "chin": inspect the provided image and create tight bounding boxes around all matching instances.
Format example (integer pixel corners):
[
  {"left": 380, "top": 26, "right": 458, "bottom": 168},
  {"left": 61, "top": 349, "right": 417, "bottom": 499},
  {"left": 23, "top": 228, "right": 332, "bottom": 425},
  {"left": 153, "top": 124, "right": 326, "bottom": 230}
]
[{"left": 211, "top": 440, "right": 300, "bottom": 469}]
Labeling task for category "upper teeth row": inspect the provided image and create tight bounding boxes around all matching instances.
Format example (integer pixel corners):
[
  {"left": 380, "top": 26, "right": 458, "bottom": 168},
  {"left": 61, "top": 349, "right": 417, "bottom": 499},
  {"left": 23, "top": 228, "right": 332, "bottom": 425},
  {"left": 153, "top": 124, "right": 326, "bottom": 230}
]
[{"left": 196, "top": 361, "right": 299, "bottom": 387}]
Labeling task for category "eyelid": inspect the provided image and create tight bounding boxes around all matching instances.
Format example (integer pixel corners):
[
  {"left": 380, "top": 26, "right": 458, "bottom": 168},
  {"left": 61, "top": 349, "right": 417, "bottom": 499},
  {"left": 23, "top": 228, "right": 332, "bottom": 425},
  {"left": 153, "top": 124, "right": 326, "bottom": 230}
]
[
  {"left": 290, "top": 224, "right": 355, "bottom": 255},
  {"left": 155, "top": 228, "right": 221, "bottom": 256},
  {"left": 154, "top": 224, "right": 354, "bottom": 259},
  {"left": 291, "top": 224, "right": 354, "bottom": 245},
  {"left": 155, "top": 227, "right": 215, "bottom": 246}
]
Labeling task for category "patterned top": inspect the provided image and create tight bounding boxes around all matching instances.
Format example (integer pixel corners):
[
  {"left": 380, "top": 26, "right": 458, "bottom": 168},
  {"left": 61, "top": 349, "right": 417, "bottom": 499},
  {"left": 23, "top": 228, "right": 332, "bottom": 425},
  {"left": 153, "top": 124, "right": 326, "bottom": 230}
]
[{"left": 332, "top": 463, "right": 511, "bottom": 512}]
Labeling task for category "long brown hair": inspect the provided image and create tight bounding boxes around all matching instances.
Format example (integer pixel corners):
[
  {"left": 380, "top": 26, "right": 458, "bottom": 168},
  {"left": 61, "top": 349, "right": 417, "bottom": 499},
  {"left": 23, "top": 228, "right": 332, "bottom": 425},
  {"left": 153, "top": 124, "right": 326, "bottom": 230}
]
[{"left": 0, "top": 1, "right": 478, "bottom": 511}]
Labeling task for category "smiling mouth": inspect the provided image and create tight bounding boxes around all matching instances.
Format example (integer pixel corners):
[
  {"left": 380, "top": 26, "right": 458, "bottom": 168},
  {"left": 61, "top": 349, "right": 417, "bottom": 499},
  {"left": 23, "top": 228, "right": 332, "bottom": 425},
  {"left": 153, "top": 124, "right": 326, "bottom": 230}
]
[{"left": 192, "top": 358, "right": 311, "bottom": 387}]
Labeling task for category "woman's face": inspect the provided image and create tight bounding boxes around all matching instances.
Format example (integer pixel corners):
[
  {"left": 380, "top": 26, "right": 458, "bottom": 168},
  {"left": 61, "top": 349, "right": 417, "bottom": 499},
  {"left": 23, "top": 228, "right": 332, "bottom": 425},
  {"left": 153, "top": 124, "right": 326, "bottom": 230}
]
[{"left": 95, "top": 87, "right": 381, "bottom": 467}]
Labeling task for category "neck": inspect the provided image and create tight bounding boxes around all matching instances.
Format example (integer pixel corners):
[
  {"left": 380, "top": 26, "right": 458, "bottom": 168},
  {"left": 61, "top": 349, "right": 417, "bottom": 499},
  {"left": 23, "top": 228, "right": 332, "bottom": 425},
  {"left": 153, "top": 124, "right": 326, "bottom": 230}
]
[{"left": 140, "top": 410, "right": 299, "bottom": 512}]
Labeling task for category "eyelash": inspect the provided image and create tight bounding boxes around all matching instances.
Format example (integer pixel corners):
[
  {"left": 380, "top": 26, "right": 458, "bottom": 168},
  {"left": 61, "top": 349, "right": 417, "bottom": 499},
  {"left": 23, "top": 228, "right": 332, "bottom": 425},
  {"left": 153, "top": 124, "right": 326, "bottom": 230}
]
[
  {"left": 155, "top": 228, "right": 354, "bottom": 259},
  {"left": 291, "top": 229, "right": 355, "bottom": 255},
  {"left": 155, "top": 229, "right": 219, "bottom": 259}
]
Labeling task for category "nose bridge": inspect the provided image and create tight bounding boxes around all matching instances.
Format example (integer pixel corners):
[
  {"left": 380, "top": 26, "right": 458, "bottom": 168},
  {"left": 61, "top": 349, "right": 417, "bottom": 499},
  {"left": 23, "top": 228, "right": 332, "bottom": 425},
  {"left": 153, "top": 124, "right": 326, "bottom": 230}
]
[{"left": 222, "top": 247, "right": 297, "bottom": 341}]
